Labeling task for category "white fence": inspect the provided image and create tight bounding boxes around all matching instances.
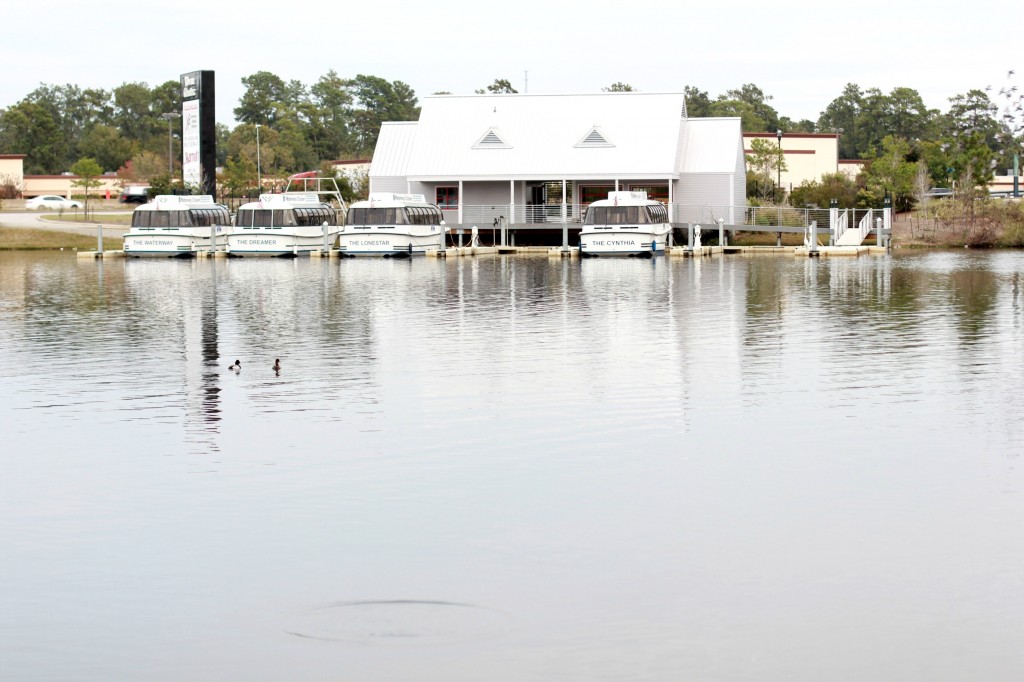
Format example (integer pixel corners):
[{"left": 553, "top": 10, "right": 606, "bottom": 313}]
[{"left": 442, "top": 204, "right": 888, "bottom": 234}]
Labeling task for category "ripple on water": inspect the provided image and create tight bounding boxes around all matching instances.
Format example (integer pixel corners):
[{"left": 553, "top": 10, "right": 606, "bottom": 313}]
[{"left": 282, "top": 600, "right": 511, "bottom": 644}]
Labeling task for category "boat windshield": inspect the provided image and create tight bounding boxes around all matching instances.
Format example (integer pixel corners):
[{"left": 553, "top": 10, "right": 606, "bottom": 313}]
[
  {"left": 584, "top": 204, "right": 668, "bottom": 225},
  {"left": 236, "top": 209, "right": 298, "bottom": 228},
  {"left": 189, "top": 207, "right": 231, "bottom": 227},
  {"left": 347, "top": 206, "right": 443, "bottom": 226},
  {"left": 132, "top": 210, "right": 193, "bottom": 228}
]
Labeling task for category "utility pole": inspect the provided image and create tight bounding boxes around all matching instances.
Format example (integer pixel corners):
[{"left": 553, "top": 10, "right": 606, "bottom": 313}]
[{"left": 161, "top": 112, "right": 181, "bottom": 177}]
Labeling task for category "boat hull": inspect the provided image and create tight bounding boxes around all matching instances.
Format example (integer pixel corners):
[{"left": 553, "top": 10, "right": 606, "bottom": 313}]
[
  {"left": 227, "top": 229, "right": 340, "bottom": 256},
  {"left": 337, "top": 230, "right": 443, "bottom": 256},
  {"left": 123, "top": 228, "right": 230, "bottom": 257},
  {"left": 578, "top": 226, "right": 670, "bottom": 256}
]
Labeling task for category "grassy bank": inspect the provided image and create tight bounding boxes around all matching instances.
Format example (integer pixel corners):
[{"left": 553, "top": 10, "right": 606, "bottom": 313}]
[
  {"left": 39, "top": 213, "right": 133, "bottom": 225},
  {"left": 0, "top": 226, "right": 123, "bottom": 251}
]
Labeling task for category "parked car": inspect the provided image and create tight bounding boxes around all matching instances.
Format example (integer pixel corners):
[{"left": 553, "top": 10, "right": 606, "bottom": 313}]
[
  {"left": 923, "top": 187, "right": 954, "bottom": 199},
  {"left": 120, "top": 185, "right": 150, "bottom": 203},
  {"left": 25, "top": 195, "right": 84, "bottom": 210}
]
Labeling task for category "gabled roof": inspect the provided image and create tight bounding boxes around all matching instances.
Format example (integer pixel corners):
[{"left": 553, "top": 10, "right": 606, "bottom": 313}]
[
  {"left": 677, "top": 117, "right": 744, "bottom": 173},
  {"left": 369, "top": 122, "right": 418, "bottom": 177},
  {"left": 401, "top": 92, "right": 688, "bottom": 180}
]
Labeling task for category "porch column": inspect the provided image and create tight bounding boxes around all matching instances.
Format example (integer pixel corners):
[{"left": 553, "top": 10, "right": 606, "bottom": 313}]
[
  {"left": 668, "top": 178, "right": 674, "bottom": 223},
  {"left": 458, "top": 180, "right": 463, "bottom": 226},
  {"left": 509, "top": 179, "right": 515, "bottom": 226},
  {"left": 561, "top": 179, "right": 568, "bottom": 251},
  {"left": 615, "top": 179, "right": 619, "bottom": 191}
]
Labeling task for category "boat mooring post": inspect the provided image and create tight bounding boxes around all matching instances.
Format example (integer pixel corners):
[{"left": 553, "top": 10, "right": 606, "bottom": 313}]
[
  {"left": 809, "top": 220, "right": 818, "bottom": 254},
  {"left": 96, "top": 224, "right": 103, "bottom": 254},
  {"left": 687, "top": 223, "right": 693, "bottom": 252},
  {"left": 718, "top": 218, "right": 725, "bottom": 248},
  {"left": 876, "top": 217, "right": 884, "bottom": 247},
  {"left": 440, "top": 221, "right": 447, "bottom": 254},
  {"left": 322, "top": 221, "right": 329, "bottom": 253},
  {"left": 210, "top": 222, "right": 216, "bottom": 253}
]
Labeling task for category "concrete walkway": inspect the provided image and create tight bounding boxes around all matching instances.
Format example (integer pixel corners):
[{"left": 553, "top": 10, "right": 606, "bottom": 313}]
[{"left": 0, "top": 211, "right": 130, "bottom": 238}]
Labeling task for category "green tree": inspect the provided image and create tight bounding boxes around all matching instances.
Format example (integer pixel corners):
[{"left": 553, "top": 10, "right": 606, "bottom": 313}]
[
  {"left": 476, "top": 78, "right": 518, "bottom": 94},
  {"left": 309, "top": 70, "right": 354, "bottom": 160},
  {"left": 817, "top": 83, "right": 865, "bottom": 158},
  {"left": 746, "top": 138, "right": 787, "bottom": 202},
  {"left": 683, "top": 86, "right": 713, "bottom": 117},
  {"left": 346, "top": 75, "right": 419, "bottom": 156},
  {"left": 882, "top": 87, "right": 936, "bottom": 142},
  {"left": 861, "top": 136, "right": 917, "bottom": 210},
  {"left": 79, "top": 124, "right": 135, "bottom": 172},
  {"left": 711, "top": 84, "right": 779, "bottom": 132},
  {"left": 234, "top": 71, "right": 289, "bottom": 126},
  {"left": 116, "top": 151, "right": 166, "bottom": 184},
  {"left": 602, "top": 82, "right": 635, "bottom": 92},
  {"left": 0, "top": 100, "right": 66, "bottom": 173},
  {"left": 778, "top": 117, "right": 816, "bottom": 133},
  {"left": 113, "top": 82, "right": 159, "bottom": 143},
  {"left": 221, "top": 156, "right": 257, "bottom": 198},
  {"left": 789, "top": 171, "right": 862, "bottom": 209},
  {"left": 70, "top": 157, "right": 103, "bottom": 218}
]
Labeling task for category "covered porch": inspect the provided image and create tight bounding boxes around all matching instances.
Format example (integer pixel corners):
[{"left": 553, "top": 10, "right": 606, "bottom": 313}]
[{"left": 409, "top": 177, "right": 674, "bottom": 229}]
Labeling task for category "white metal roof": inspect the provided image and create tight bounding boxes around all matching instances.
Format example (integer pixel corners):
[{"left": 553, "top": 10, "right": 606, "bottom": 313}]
[
  {"left": 398, "top": 92, "right": 688, "bottom": 181},
  {"left": 677, "top": 117, "right": 743, "bottom": 174},
  {"left": 369, "top": 122, "right": 418, "bottom": 177}
]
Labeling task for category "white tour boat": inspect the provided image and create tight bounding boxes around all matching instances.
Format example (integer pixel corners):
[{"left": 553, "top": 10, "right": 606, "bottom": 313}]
[
  {"left": 337, "top": 193, "right": 444, "bottom": 257},
  {"left": 228, "top": 176, "right": 346, "bottom": 256},
  {"left": 578, "top": 191, "right": 671, "bottom": 257},
  {"left": 123, "top": 195, "right": 232, "bottom": 257}
]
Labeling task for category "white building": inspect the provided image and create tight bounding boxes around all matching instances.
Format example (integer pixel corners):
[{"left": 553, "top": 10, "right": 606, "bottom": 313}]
[{"left": 369, "top": 92, "right": 746, "bottom": 231}]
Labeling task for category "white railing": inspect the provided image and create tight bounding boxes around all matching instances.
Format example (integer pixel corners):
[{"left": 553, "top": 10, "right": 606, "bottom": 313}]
[
  {"left": 831, "top": 208, "right": 850, "bottom": 243},
  {"left": 438, "top": 204, "right": 889, "bottom": 240},
  {"left": 857, "top": 210, "right": 873, "bottom": 241}
]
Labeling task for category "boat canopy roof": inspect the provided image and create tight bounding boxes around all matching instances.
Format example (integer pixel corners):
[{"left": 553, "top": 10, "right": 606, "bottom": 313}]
[
  {"left": 134, "top": 195, "right": 219, "bottom": 211},
  {"left": 349, "top": 192, "right": 435, "bottom": 209},
  {"left": 588, "top": 190, "right": 659, "bottom": 207},
  {"left": 238, "top": 193, "right": 332, "bottom": 210}
]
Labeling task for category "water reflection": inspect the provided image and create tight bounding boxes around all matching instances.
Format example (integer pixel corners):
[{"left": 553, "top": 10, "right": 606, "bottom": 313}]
[{"left": 3, "top": 251, "right": 1024, "bottom": 681}]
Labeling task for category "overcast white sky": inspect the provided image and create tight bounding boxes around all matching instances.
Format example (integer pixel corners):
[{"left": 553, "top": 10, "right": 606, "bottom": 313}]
[{"left": 4, "top": 0, "right": 1018, "bottom": 127}]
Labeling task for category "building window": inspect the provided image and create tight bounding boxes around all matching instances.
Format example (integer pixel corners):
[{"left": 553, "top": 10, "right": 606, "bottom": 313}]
[
  {"left": 436, "top": 186, "right": 458, "bottom": 208},
  {"left": 628, "top": 185, "right": 669, "bottom": 203},
  {"left": 579, "top": 185, "right": 614, "bottom": 205}
]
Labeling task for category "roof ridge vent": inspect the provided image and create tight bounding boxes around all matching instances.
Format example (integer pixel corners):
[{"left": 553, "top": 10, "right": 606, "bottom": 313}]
[
  {"left": 575, "top": 126, "right": 614, "bottom": 148},
  {"left": 473, "top": 127, "right": 511, "bottom": 149}
]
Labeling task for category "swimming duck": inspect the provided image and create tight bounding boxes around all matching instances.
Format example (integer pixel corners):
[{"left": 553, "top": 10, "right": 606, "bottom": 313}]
[
  {"left": 272, "top": 358, "right": 281, "bottom": 373},
  {"left": 228, "top": 359, "right": 241, "bottom": 371}
]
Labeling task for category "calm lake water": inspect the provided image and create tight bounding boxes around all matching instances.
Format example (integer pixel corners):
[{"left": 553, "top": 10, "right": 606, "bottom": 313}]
[{"left": 2, "top": 250, "right": 1024, "bottom": 681}]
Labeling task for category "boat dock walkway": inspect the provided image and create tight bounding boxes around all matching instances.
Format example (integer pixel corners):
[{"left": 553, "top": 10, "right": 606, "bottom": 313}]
[{"left": 77, "top": 243, "right": 888, "bottom": 260}]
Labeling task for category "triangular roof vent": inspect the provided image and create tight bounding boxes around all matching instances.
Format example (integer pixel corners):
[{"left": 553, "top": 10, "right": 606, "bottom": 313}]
[
  {"left": 473, "top": 127, "right": 511, "bottom": 149},
  {"left": 575, "top": 126, "right": 614, "bottom": 148}
]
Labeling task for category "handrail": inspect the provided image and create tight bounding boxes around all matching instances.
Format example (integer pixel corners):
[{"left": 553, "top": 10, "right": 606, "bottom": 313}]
[{"left": 437, "top": 204, "right": 890, "bottom": 234}]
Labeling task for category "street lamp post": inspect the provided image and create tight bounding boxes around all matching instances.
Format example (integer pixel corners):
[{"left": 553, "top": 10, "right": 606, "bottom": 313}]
[
  {"left": 832, "top": 127, "right": 844, "bottom": 174},
  {"left": 255, "top": 124, "right": 262, "bottom": 193},
  {"left": 161, "top": 112, "right": 180, "bottom": 177},
  {"left": 776, "top": 129, "right": 783, "bottom": 195}
]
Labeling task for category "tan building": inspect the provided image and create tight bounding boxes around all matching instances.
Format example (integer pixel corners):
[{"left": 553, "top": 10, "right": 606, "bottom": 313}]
[
  {"left": 0, "top": 154, "right": 123, "bottom": 198},
  {"left": 0, "top": 154, "right": 26, "bottom": 195},
  {"left": 328, "top": 158, "right": 371, "bottom": 196},
  {"left": 24, "top": 174, "right": 121, "bottom": 199},
  {"left": 744, "top": 132, "right": 843, "bottom": 192},
  {"left": 838, "top": 159, "right": 866, "bottom": 180}
]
